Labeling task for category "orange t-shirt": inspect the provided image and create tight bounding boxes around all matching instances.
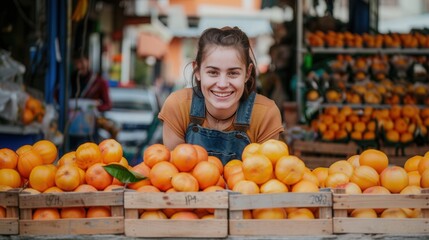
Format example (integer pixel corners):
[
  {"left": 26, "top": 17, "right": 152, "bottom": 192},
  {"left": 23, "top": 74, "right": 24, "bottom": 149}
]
[{"left": 158, "top": 88, "right": 284, "bottom": 143}]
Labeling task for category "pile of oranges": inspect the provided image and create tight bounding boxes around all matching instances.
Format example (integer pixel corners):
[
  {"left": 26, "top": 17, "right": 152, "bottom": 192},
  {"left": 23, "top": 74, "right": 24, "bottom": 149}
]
[
  {"left": 0, "top": 138, "right": 127, "bottom": 220},
  {"left": 311, "top": 105, "right": 429, "bottom": 143}
]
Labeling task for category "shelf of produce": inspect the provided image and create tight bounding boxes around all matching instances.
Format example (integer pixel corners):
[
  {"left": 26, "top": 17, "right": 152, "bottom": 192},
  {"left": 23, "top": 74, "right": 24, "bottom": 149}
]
[
  {"left": 300, "top": 47, "right": 429, "bottom": 55},
  {"left": 19, "top": 190, "right": 124, "bottom": 236},
  {"left": 292, "top": 140, "right": 358, "bottom": 169},
  {"left": 0, "top": 189, "right": 19, "bottom": 235},
  {"left": 333, "top": 188, "right": 429, "bottom": 234},
  {"left": 123, "top": 191, "right": 229, "bottom": 238},
  {"left": 229, "top": 190, "right": 333, "bottom": 236}
]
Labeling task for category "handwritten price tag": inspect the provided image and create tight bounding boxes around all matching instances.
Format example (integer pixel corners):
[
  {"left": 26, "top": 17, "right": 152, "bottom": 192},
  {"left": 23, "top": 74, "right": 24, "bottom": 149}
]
[
  {"left": 185, "top": 194, "right": 197, "bottom": 205},
  {"left": 310, "top": 194, "right": 328, "bottom": 205},
  {"left": 45, "top": 195, "right": 63, "bottom": 207}
]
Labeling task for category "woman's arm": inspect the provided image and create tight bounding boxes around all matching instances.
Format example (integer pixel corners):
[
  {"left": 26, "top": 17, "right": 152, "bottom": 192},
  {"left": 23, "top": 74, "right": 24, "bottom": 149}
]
[{"left": 162, "top": 122, "right": 186, "bottom": 151}]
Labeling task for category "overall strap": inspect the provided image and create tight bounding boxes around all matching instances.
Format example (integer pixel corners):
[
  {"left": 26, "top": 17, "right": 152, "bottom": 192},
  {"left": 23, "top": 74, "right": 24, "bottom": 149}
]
[
  {"left": 189, "top": 87, "right": 205, "bottom": 125},
  {"left": 234, "top": 91, "right": 256, "bottom": 132}
]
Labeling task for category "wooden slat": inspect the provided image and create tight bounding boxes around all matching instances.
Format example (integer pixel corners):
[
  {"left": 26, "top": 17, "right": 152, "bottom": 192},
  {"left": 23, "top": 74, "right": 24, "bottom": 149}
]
[
  {"left": 124, "top": 191, "right": 228, "bottom": 209},
  {"left": 19, "top": 218, "right": 124, "bottom": 235},
  {"left": 333, "top": 194, "right": 429, "bottom": 209},
  {"left": 19, "top": 191, "right": 123, "bottom": 208},
  {"left": 229, "top": 192, "right": 332, "bottom": 210},
  {"left": 0, "top": 220, "right": 19, "bottom": 235},
  {"left": 333, "top": 218, "right": 429, "bottom": 234},
  {"left": 229, "top": 219, "right": 332, "bottom": 236},
  {"left": 293, "top": 140, "right": 358, "bottom": 155},
  {"left": 125, "top": 219, "right": 228, "bottom": 238},
  {"left": 0, "top": 190, "right": 19, "bottom": 235}
]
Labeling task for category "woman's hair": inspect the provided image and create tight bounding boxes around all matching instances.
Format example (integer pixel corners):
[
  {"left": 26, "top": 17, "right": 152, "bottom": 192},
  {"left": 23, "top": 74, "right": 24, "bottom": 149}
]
[{"left": 192, "top": 26, "right": 257, "bottom": 100}]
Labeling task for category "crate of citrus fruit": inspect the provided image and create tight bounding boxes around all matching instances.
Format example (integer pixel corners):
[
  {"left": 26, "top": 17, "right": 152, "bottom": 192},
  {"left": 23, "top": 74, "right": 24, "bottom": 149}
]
[
  {"left": 228, "top": 140, "right": 333, "bottom": 236},
  {"left": 16, "top": 139, "right": 126, "bottom": 236},
  {"left": 123, "top": 143, "right": 229, "bottom": 238},
  {"left": 332, "top": 149, "right": 429, "bottom": 234},
  {"left": 0, "top": 188, "right": 20, "bottom": 235}
]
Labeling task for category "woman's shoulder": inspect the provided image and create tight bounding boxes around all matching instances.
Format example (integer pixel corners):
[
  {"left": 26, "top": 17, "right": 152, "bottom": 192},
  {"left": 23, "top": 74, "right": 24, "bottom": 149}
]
[
  {"left": 167, "top": 87, "right": 194, "bottom": 100},
  {"left": 254, "top": 93, "right": 277, "bottom": 107}
]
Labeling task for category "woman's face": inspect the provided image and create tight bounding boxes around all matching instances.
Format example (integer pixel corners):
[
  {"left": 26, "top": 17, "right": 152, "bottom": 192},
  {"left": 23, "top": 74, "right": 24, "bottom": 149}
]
[{"left": 195, "top": 46, "right": 251, "bottom": 113}]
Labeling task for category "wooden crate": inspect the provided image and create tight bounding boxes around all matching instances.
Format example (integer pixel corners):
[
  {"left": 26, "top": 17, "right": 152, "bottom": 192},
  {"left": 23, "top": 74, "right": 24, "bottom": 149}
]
[
  {"left": 292, "top": 140, "right": 358, "bottom": 168},
  {"left": 0, "top": 189, "right": 19, "bottom": 235},
  {"left": 229, "top": 190, "right": 333, "bottom": 236},
  {"left": 124, "top": 191, "right": 229, "bottom": 238},
  {"left": 333, "top": 188, "right": 429, "bottom": 234},
  {"left": 19, "top": 190, "right": 124, "bottom": 236}
]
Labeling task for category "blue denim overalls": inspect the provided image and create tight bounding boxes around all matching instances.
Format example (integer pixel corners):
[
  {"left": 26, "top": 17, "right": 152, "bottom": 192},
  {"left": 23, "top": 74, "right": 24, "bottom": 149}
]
[{"left": 185, "top": 88, "right": 256, "bottom": 165}]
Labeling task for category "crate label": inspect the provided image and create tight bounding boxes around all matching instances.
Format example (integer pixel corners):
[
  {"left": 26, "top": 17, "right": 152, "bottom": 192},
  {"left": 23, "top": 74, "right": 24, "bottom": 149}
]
[
  {"left": 310, "top": 194, "right": 328, "bottom": 205},
  {"left": 185, "top": 194, "right": 197, "bottom": 205},
  {"left": 45, "top": 195, "right": 63, "bottom": 207}
]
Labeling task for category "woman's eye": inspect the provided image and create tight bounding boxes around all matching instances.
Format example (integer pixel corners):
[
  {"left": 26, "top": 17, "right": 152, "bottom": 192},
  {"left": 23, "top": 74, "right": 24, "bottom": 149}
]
[
  {"left": 207, "top": 71, "right": 218, "bottom": 76},
  {"left": 228, "top": 72, "right": 240, "bottom": 77}
]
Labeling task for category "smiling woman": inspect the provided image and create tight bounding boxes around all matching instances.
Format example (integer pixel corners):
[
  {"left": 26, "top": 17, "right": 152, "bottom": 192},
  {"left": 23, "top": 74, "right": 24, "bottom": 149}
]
[{"left": 158, "top": 26, "right": 284, "bottom": 165}]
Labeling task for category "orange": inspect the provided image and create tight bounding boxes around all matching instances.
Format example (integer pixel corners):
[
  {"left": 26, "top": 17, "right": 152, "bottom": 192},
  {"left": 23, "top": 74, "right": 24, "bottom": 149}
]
[
  {"left": 77, "top": 167, "right": 86, "bottom": 185},
  {"left": 60, "top": 207, "right": 86, "bottom": 219},
  {"left": 259, "top": 139, "right": 289, "bottom": 165},
  {"left": 192, "top": 161, "right": 220, "bottom": 190},
  {"left": 325, "top": 172, "right": 349, "bottom": 188},
  {"left": 350, "top": 208, "right": 377, "bottom": 218},
  {"left": 28, "top": 164, "right": 57, "bottom": 192},
  {"left": 98, "top": 139, "right": 123, "bottom": 164},
  {"left": 43, "top": 186, "right": 64, "bottom": 193},
  {"left": 32, "top": 140, "right": 58, "bottom": 164},
  {"left": 74, "top": 184, "right": 98, "bottom": 192},
  {"left": 223, "top": 160, "right": 243, "bottom": 181},
  {"left": 104, "top": 184, "right": 124, "bottom": 192},
  {"left": 253, "top": 208, "right": 286, "bottom": 219},
  {"left": 349, "top": 165, "right": 380, "bottom": 191},
  {"left": 359, "top": 149, "right": 389, "bottom": 174},
  {"left": 0, "top": 169, "right": 21, "bottom": 188},
  {"left": 85, "top": 163, "right": 113, "bottom": 190},
  {"left": 389, "top": 105, "right": 402, "bottom": 120},
  {"left": 385, "top": 130, "right": 400, "bottom": 142},
  {"left": 347, "top": 155, "right": 360, "bottom": 168},
  {"left": 242, "top": 154, "right": 273, "bottom": 185},
  {"left": 87, "top": 206, "right": 111, "bottom": 218},
  {"left": 328, "top": 160, "right": 354, "bottom": 178},
  {"left": 171, "top": 143, "right": 198, "bottom": 172},
  {"left": 380, "top": 208, "right": 407, "bottom": 218},
  {"left": 353, "top": 121, "right": 366, "bottom": 133},
  {"left": 22, "top": 188, "right": 41, "bottom": 194},
  {"left": 336, "top": 182, "right": 362, "bottom": 194},
  {"left": 207, "top": 156, "right": 223, "bottom": 175},
  {"left": 363, "top": 185, "right": 390, "bottom": 194},
  {"left": 57, "top": 151, "right": 77, "bottom": 167},
  {"left": 193, "top": 144, "right": 208, "bottom": 163},
  {"left": 287, "top": 208, "right": 315, "bottom": 219},
  {"left": 400, "top": 185, "right": 421, "bottom": 194},
  {"left": 275, "top": 156, "right": 305, "bottom": 186},
  {"left": 75, "top": 142, "right": 102, "bottom": 170},
  {"left": 136, "top": 185, "right": 161, "bottom": 192},
  {"left": 143, "top": 143, "right": 170, "bottom": 168},
  {"left": 22, "top": 108, "right": 34, "bottom": 125},
  {"left": 259, "top": 179, "right": 288, "bottom": 193},
  {"left": 417, "top": 156, "right": 429, "bottom": 175},
  {"left": 241, "top": 143, "right": 261, "bottom": 160},
  {"left": 291, "top": 180, "right": 319, "bottom": 193},
  {"left": 0, "top": 148, "right": 18, "bottom": 169},
  {"left": 127, "top": 162, "right": 151, "bottom": 190},
  {"left": 380, "top": 166, "right": 408, "bottom": 193},
  {"left": 16, "top": 145, "right": 32, "bottom": 156},
  {"left": 301, "top": 171, "right": 320, "bottom": 187},
  {"left": 170, "top": 211, "right": 199, "bottom": 220},
  {"left": 17, "top": 148, "right": 43, "bottom": 179},
  {"left": 171, "top": 172, "right": 199, "bottom": 192},
  {"left": 407, "top": 171, "right": 421, "bottom": 187},
  {"left": 400, "top": 132, "right": 413, "bottom": 143},
  {"left": 350, "top": 131, "right": 362, "bottom": 140},
  {"left": 33, "top": 208, "right": 60, "bottom": 220},
  {"left": 404, "top": 155, "right": 422, "bottom": 172},
  {"left": 55, "top": 165, "right": 81, "bottom": 191},
  {"left": 140, "top": 210, "right": 167, "bottom": 219},
  {"left": 421, "top": 168, "right": 429, "bottom": 188},
  {"left": 226, "top": 171, "right": 245, "bottom": 190},
  {"left": 394, "top": 118, "right": 408, "bottom": 134},
  {"left": 312, "top": 167, "right": 329, "bottom": 188},
  {"left": 118, "top": 157, "right": 130, "bottom": 169},
  {"left": 149, "top": 161, "right": 179, "bottom": 191},
  {"left": 232, "top": 180, "right": 260, "bottom": 194}
]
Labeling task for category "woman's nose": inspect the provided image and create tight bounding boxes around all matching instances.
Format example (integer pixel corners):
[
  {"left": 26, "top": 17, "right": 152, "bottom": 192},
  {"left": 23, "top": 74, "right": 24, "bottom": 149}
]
[{"left": 217, "top": 75, "right": 230, "bottom": 87}]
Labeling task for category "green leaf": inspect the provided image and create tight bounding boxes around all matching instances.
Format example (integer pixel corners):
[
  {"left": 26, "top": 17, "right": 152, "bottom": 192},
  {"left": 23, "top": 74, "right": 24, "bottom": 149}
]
[{"left": 103, "top": 164, "right": 147, "bottom": 184}]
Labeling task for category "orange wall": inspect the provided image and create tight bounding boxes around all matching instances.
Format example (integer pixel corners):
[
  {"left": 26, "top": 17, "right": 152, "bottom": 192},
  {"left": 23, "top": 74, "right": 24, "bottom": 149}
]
[
  {"left": 164, "top": 38, "right": 183, "bottom": 84},
  {"left": 169, "top": 0, "right": 261, "bottom": 16}
]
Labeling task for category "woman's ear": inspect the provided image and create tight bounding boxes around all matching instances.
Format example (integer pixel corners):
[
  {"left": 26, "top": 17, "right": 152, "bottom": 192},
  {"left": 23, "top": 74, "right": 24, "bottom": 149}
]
[
  {"left": 246, "top": 63, "right": 254, "bottom": 82},
  {"left": 193, "top": 61, "right": 201, "bottom": 81}
]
